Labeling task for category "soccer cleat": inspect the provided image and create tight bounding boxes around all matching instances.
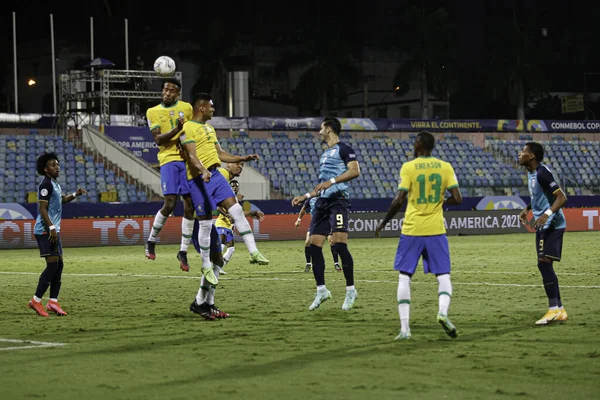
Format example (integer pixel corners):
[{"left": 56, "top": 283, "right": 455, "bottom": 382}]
[
  {"left": 304, "top": 263, "right": 312, "bottom": 273},
  {"left": 28, "top": 300, "right": 49, "bottom": 317},
  {"left": 249, "top": 251, "right": 269, "bottom": 265},
  {"left": 177, "top": 251, "right": 190, "bottom": 272},
  {"left": 394, "top": 331, "right": 412, "bottom": 340},
  {"left": 556, "top": 308, "right": 568, "bottom": 322},
  {"left": 535, "top": 308, "right": 561, "bottom": 325},
  {"left": 210, "top": 304, "right": 230, "bottom": 319},
  {"left": 341, "top": 289, "right": 358, "bottom": 311},
  {"left": 189, "top": 301, "right": 215, "bottom": 320},
  {"left": 202, "top": 267, "right": 218, "bottom": 285},
  {"left": 218, "top": 267, "right": 227, "bottom": 275},
  {"left": 308, "top": 289, "right": 332, "bottom": 311},
  {"left": 437, "top": 312, "right": 458, "bottom": 338},
  {"left": 334, "top": 263, "right": 342, "bottom": 272},
  {"left": 46, "top": 300, "right": 67, "bottom": 316},
  {"left": 145, "top": 241, "right": 156, "bottom": 260}
]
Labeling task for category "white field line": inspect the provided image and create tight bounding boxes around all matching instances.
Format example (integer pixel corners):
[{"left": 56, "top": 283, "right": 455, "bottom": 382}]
[
  {"left": 0, "top": 271, "right": 599, "bottom": 289},
  {"left": 0, "top": 338, "right": 65, "bottom": 351}
]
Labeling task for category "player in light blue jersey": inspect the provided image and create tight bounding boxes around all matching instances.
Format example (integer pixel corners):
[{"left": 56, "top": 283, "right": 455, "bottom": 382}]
[
  {"left": 28, "top": 152, "right": 86, "bottom": 317},
  {"left": 518, "top": 142, "right": 568, "bottom": 325},
  {"left": 295, "top": 197, "right": 341, "bottom": 273},
  {"left": 292, "top": 117, "right": 360, "bottom": 311}
]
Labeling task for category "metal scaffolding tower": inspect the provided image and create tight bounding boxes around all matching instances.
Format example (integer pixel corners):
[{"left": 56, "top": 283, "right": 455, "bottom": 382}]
[{"left": 57, "top": 69, "right": 183, "bottom": 135}]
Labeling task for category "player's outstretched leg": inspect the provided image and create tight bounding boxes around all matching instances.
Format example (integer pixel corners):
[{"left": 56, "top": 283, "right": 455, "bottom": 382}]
[
  {"left": 436, "top": 274, "right": 457, "bottom": 338},
  {"left": 146, "top": 210, "right": 168, "bottom": 260},
  {"left": 177, "top": 217, "right": 194, "bottom": 272},
  {"left": 227, "top": 203, "right": 269, "bottom": 265},
  {"left": 395, "top": 273, "right": 411, "bottom": 339},
  {"left": 221, "top": 246, "right": 236, "bottom": 275}
]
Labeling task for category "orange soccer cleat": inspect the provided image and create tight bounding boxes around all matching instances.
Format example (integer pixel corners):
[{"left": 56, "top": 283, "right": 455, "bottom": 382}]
[
  {"left": 28, "top": 299, "right": 49, "bottom": 317},
  {"left": 46, "top": 300, "right": 68, "bottom": 316}
]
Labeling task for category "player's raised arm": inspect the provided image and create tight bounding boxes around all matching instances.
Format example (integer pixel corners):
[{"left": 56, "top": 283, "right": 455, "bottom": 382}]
[
  {"left": 313, "top": 144, "right": 360, "bottom": 193},
  {"left": 214, "top": 142, "right": 259, "bottom": 163},
  {"left": 292, "top": 189, "right": 320, "bottom": 207},
  {"left": 247, "top": 210, "right": 265, "bottom": 221},
  {"left": 150, "top": 117, "right": 184, "bottom": 146},
  {"left": 62, "top": 188, "right": 87, "bottom": 204}
]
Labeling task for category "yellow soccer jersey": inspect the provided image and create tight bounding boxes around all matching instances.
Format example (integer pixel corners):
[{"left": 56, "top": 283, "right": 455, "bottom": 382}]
[
  {"left": 398, "top": 156, "right": 459, "bottom": 236},
  {"left": 146, "top": 101, "right": 193, "bottom": 166},
  {"left": 215, "top": 167, "right": 233, "bottom": 230},
  {"left": 179, "top": 120, "right": 221, "bottom": 180}
]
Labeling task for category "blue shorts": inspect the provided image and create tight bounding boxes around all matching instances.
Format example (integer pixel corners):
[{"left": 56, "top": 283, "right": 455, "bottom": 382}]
[
  {"left": 160, "top": 161, "right": 190, "bottom": 196},
  {"left": 192, "top": 221, "right": 222, "bottom": 254},
  {"left": 35, "top": 233, "right": 63, "bottom": 257},
  {"left": 394, "top": 234, "right": 451, "bottom": 275},
  {"left": 310, "top": 198, "right": 350, "bottom": 236},
  {"left": 536, "top": 227, "right": 564, "bottom": 262},
  {"left": 216, "top": 227, "right": 235, "bottom": 244},
  {"left": 188, "top": 169, "right": 235, "bottom": 217}
]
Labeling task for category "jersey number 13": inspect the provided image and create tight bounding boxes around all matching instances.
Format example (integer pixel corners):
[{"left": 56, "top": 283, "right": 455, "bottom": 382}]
[{"left": 416, "top": 173, "right": 442, "bottom": 204}]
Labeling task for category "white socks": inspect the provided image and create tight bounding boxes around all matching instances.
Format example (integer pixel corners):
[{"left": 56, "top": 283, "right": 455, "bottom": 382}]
[
  {"left": 437, "top": 274, "right": 452, "bottom": 316},
  {"left": 397, "top": 273, "right": 411, "bottom": 333},
  {"left": 228, "top": 203, "right": 258, "bottom": 254},
  {"left": 180, "top": 218, "right": 194, "bottom": 252},
  {"left": 197, "top": 220, "right": 213, "bottom": 270},
  {"left": 196, "top": 265, "right": 221, "bottom": 305},
  {"left": 223, "top": 246, "right": 236, "bottom": 266},
  {"left": 206, "top": 265, "right": 221, "bottom": 305},
  {"left": 148, "top": 211, "right": 168, "bottom": 242}
]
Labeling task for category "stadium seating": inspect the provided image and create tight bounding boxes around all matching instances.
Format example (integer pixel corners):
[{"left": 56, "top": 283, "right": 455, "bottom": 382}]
[
  {"left": 488, "top": 138, "right": 599, "bottom": 196},
  {"left": 219, "top": 134, "right": 534, "bottom": 199},
  {"left": 0, "top": 135, "right": 148, "bottom": 203},
  {"left": 3, "top": 132, "right": 597, "bottom": 203}
]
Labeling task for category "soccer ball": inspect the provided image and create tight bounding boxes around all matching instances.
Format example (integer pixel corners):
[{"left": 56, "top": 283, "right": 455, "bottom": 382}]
[{"left": 153, "top": 56, "right": 176, "bottom": 77}]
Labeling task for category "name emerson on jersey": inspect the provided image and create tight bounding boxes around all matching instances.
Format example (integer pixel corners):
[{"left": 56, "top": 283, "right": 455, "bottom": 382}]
[{"left": 348, "top": 213, "right": 521, "bottom": 232}]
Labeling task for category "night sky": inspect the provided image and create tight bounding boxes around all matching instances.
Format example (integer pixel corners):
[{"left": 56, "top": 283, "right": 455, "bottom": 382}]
[{"left": 3, "top": 1, "right": 600, "bottom": 117}]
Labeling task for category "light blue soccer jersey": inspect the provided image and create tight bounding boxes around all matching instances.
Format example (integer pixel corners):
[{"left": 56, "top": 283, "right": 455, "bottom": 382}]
[
  {"left": 528, "top": 164, "right": 566, "bottom": 230},
  {"left": 34, "top": 177, "right": 63, "bottom": 234},
  {"left": 318, "top": 142, "right": 357, "bottom": 199}
]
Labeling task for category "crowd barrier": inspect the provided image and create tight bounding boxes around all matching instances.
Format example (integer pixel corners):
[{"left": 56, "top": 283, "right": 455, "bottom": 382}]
[{"left": 1, "top": 208, "right": 599, "bottom": 249}]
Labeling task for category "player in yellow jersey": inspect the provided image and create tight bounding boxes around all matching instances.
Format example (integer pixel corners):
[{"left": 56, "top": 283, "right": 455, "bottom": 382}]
[
  {"left": 188, "top": 162, "right": 264, "bottom": 319},
  {"left": 375, "top": 131, "right": 462, "bottom": 340},
  {"left": 144, "top": 78, "right": 196, "bottom": 273},
  {"left": 215, "top": 163, "right": 265, "bottom": 274},
  {"left": 179, "top": 92, "right": 269, "bottom": 297}
]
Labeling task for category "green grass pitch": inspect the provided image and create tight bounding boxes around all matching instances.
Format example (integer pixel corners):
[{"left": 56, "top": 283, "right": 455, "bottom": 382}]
[{"left": 1, "top": 232, "right": 599, "bottom": 400}]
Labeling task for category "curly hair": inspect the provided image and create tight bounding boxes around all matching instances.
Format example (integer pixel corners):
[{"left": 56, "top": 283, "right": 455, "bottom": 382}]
[{"left": 36, "top": 152, "right": 59, "bottom": 176}]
